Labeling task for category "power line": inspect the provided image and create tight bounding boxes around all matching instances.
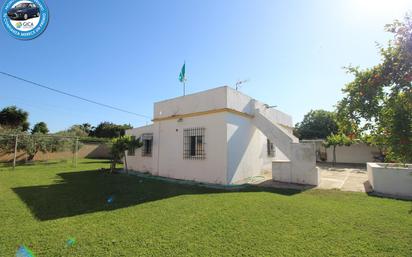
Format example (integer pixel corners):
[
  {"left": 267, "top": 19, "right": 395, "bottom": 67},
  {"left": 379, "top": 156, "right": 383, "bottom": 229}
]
[{"left": 0, "top": 71, "right": 151, "bottom": 120}]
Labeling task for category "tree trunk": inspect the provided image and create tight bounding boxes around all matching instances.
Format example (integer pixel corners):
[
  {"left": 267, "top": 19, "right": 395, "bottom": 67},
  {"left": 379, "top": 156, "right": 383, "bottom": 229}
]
[
  {"left": 124, "top": 154, "right": 128, "bottom": 174},
  {"left": 110, "top": 160, "right": 116, "bottom": 174},
  {"left": 332, "top": 145, "right": 336, "bottom": 166},
  {"left": 27, "top": 154, "right": 35, "bottom": 161}
]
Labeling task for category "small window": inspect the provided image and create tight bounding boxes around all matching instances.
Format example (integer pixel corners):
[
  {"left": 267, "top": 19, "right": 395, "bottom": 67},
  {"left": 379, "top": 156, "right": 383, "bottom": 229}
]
[
  {"left": 127, "top": 136, "right": 136, "bottom": 156},
  {"left": 267, "top": 139, "right": 275, "bottom": 157},
  {"left": 184, "top": 128, "right": 205, "bottom": 160},
  {"left": 142, "top": 133, "right": 153, "bottom": 157}
]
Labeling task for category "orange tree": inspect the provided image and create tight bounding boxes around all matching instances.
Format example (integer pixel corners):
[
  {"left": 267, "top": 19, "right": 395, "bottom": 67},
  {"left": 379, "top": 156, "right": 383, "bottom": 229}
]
[
  {"left": 337, "top": 15, "right": 412, "bottom": 163},
  {"left": 324, "top": 134, "right": 353, "bottom": 165}
]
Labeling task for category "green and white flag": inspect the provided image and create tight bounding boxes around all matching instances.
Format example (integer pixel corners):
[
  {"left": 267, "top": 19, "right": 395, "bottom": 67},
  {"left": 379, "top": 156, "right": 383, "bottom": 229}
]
[{"left": 179, "top": 62, "right": 186, "bottom": 83}]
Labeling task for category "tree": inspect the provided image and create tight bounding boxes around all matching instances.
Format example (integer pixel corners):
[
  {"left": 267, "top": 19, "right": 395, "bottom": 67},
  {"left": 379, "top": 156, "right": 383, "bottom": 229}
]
[
  {"left": 0, "top": 129, "right": 21, "bottom": 154},
  {"left": 32, "top": 122, "right": 49, "bottom": 134},
  {"left": 18, "top": 134, "right": 59, "bottom": 161},
  {"left": 0, "top": 131, "right": 61, "bottom": 161},
  {"left": 110, "top": 135, "right": 141, "bottom": 172},
  {"left": 57, "top": 124, "right": 90, "bottom": 138},
  {"left": 80, "top": 123, "right": 93, "bottom": 135},
  {"left": 295, "top": 110, "right": 339, "bottom": 139},
  {"left": 324, "top": 134, "right": 353, "bottom": 165},
  {"left": 90, "top": 122, "right": 132, "bottom": 138},
  {"left": 0, "top": 106, "right": 29, "bottom": 131},
  {"left": 337, "top": 15, "right": 412, "bottom": 163}
]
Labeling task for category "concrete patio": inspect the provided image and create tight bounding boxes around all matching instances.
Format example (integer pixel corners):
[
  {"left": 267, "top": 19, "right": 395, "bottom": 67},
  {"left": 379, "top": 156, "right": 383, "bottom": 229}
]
[
  {"left": 317, "top": 164, "right": 371, "bottom": 192},
  {"left": 255, "top": 164, "right": 371, "bottom": 193}
]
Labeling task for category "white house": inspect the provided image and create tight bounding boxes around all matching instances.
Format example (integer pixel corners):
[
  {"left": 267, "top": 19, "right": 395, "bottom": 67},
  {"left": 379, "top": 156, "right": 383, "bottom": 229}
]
[{"left": 125, "top": 86, "right": 318, "bottom": 185}]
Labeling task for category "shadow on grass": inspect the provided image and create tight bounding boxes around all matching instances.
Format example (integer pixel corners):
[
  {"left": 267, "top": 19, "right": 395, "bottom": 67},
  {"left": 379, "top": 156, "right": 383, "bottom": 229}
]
[{"left": 12, "top": 169, "right": 303, "bottom": 221}]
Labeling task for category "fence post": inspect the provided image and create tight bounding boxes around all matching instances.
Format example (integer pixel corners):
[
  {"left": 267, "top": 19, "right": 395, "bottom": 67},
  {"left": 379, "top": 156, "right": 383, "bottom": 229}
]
[
  {"left": 13, "top": 135, "right": 18, "bottom": 170},
  {"left": 74, "top": 137, "right": 79, "bottom": 168}
]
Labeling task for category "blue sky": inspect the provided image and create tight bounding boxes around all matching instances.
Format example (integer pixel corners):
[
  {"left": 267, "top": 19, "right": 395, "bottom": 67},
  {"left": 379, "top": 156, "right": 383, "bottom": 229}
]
[{"left": 1, "top": 0, "right": 411, "bottom": 132}]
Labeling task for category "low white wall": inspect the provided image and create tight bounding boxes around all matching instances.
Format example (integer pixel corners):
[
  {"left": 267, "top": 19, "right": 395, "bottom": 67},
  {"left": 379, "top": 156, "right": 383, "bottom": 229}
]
[
  {"left": 302, "top": 140, "right": 380, "bottom": 164},
  {"left": 290, "top": 143, "right": 319, "bottom": 185},
  {"left": 326, "top": 143, "right": 379, "bottom": 164},
  {"left": 272, "top": 161, "right": 292, "bottom": 183},
  {"left": 367, "top": 162, "right": 412, "bottom": 199},
  {"left": 272, "top": 143, "right": 319, "bottom": 186}
]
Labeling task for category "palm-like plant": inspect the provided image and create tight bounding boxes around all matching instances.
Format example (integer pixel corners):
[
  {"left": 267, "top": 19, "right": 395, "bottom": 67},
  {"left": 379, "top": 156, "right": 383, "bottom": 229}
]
[{"left": 110, "top": 135, "right": 142, "bottom": 173}]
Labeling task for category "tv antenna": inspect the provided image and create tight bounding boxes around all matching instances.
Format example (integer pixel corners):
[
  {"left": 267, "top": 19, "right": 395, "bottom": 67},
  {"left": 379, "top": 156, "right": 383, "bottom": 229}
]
[
  {"left": 264, "top": 104, "right": 278, "bottom": 109},
  {"left": 235, "top": 79, "right": 249, "bottom": 91}
]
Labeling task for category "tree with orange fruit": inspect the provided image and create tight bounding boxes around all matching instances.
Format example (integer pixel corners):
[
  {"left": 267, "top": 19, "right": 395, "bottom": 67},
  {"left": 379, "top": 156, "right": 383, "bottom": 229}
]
[{"left": 337, "top": 14, "right": 412, "bottom": 163}]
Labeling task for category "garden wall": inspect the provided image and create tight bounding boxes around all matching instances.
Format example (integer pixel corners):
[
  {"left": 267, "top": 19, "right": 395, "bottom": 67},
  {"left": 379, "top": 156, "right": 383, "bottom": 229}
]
[
  {"left": 367, "top": 162, "right": 412, "bottom": 199},
  {"left": 0, "top": 143, "right": 111, "bottom": 162},
  {"left": 272, "top": 143, "right": 319, "bottom": 186},
  {"left": 301, "top": 140, "right": 380, "bottom": 164}
]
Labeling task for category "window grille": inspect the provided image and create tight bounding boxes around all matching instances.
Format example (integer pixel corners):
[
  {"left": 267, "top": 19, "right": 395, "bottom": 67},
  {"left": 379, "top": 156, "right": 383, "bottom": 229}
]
[
  {"left": 128, "top": 136, "right": 136, "bottom": 156},
  {"left": 267, "top": 139, "right": 275, "bottom": 157},
  {"left": 183, "top": 128, "right": 205, "bottom": 160},
  {"left": 141, "top": 133, "right": 153, "bottom": 157}
]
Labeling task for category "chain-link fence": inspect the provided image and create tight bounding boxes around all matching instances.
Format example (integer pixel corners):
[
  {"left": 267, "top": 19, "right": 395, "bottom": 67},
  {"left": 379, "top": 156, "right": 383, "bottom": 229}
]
[{"left": 0, "top": 133, "right": 111, "bottom": 169}]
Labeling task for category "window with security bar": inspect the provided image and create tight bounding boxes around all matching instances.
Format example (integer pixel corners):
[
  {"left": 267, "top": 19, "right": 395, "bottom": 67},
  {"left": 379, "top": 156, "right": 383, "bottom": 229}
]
[
  {"left": 141, "top": 133, "right": 153, "bottom": 157},
  {"left": 183, "top": 128, "right": 205, "bottom": 160}
]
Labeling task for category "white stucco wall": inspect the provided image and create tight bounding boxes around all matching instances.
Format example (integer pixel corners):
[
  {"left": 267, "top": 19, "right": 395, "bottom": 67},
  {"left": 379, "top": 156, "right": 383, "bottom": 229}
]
[
  {"left": 147, "top": 113, "right": 228, "bottom": 184},
  {"left": 326, "top": 143, "right": 379, "bottom": 164},
  {"left": 154, "top": 86, "right": 228, "bottom": 120},
  {"left": 290, "top": 143, "right": 319, "bottom": 185},
  {"left": 226, "top": 87, "right": 293, "bottom": 128},
  {"left": 154, "top": 86, "right": 293, "bottom": 129},
  {"left": 367, "top": 163, "right": 412, "bottom": 199},
  {"left": 226, "top": 112, "right": 274, "bottom": 184},
  {"left": 301, "top": 140, "right": 381, "bottom": 164},
  {"left": 125, "top": 125, "right": 154, "bottom": 173},
  {"left": 272, "top": 143, "right": 319, "bottom": 186}
]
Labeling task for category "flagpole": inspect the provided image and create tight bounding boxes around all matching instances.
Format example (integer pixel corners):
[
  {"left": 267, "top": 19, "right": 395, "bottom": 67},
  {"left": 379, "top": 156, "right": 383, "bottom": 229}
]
[
  {"left": 184, "top": 77, "right": 187, "bottom": 96},
  {"left": 179, "top": 61, "right": 186, "bottom": 96}
]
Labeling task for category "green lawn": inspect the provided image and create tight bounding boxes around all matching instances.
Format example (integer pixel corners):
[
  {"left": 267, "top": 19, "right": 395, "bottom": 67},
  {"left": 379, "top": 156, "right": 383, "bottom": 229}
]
[{"left": 0, "top": 159, "right": 411, "bottom": 256}]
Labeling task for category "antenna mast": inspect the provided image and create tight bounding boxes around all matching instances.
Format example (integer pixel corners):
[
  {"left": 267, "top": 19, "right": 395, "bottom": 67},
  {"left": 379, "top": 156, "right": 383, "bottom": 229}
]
[{"left": 235, "top": 79, "right": 249, "bottom": 91}]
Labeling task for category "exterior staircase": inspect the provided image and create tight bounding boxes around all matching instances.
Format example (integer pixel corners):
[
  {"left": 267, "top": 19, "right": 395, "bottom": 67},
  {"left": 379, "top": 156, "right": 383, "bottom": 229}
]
[{"left": 252, "top": 105, "right": 319, "bottom": 186}]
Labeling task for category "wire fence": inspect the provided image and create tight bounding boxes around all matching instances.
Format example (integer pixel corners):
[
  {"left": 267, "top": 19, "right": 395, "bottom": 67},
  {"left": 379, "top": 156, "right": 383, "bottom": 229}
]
[{"left": 0, "top": 133, "right": 112, "bottom": 169}]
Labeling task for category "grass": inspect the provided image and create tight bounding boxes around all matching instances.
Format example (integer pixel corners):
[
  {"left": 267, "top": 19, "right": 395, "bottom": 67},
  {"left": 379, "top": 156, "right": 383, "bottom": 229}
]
[{"left": 0, "top": 159, "right": 411, "bottom": 256}]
